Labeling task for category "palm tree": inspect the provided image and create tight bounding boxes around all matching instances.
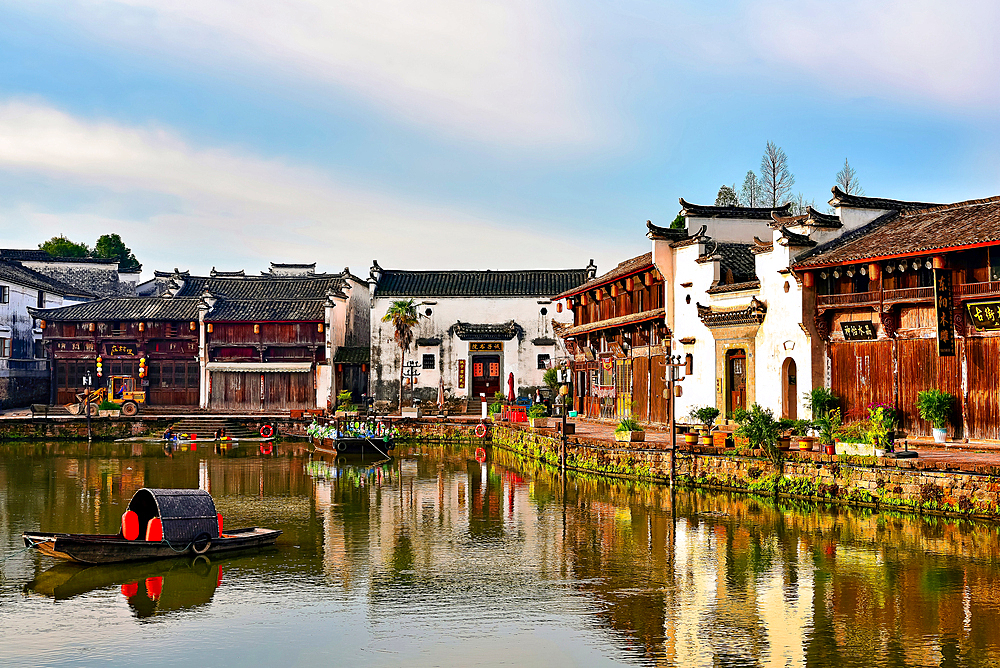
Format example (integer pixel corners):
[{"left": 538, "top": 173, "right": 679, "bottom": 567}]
[{"left": 381, "top": 299, "right": 419, "bottom": 410}]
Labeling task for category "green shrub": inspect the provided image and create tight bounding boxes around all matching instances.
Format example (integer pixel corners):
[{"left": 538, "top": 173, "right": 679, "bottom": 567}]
[
  {"left": 616, "top": 417, "right": 643, "bottom": 433},
  {"left": 734, "top": 404, "right": 781, "bottom": 463},
  {"left": 805, "top": 387, "right": 838, "bottom": 419},
  {"left": 916, "top": 389, "right": 954, "bottom": 429},
  {"left": 691, "top": 406, "right": 721, "bottom": 426},
  {"left": 97, "top": 400, "right": 117, "bottom": 411},
  {"left": 527, "top": 403, "right": 548, "bottom": 418}
]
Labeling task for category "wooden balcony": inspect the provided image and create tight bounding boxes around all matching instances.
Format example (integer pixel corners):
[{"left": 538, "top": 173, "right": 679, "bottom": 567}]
[
  {"left": 882, "top": 286, "right": 933, "bottom": 303},
  {"left": 955, "top": 280, "right": 1000, "bottom": 299},
  {"left": 816, "top": 291, "right": 879, "bottom": 309}
]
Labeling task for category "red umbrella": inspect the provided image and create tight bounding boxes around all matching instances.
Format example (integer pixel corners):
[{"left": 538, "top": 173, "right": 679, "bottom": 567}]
[{"left": 507, "top": 372, "right": 515, "bottom": 402}]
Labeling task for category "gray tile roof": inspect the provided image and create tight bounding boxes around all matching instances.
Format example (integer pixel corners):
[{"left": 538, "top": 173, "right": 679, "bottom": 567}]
[
  {"left": 30, "top": 297, "right": 202, "bottom": 322},
  {"left": 828, "top": 186, "right": 940, "bottom": 212},
  {"left": 449, "top": 321, "right": 524, "bottom": 341},
  {"left": 375, "top": 269, "right": 590, "bottom": 298},
  {"left": 553, "top": 253, "right": 652, "bottom": 300},
  {"left": 172, "top": 274, "right": 346, "bottom": 300},
  {"left": 0, "top": 260, "right": 95, "bottom": 298},
  {"left": 698, "top": 242, "right": 757, "bottom": 283},
  {"left": 206, "top": 299, "right": 326, "bottom": 322},
  {"left": 333, "top": 346, "right": 371, "bottom": 364},
  {"left": 680, "top": 198, "right": 793, "bottom": 220}
]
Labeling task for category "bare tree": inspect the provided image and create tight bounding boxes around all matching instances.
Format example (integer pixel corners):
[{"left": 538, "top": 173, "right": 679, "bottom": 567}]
[
  {"left": 715, "top": 184, "right": 739, "bottom": 207},
  {"left": 760, "top": 141, "right": 795, "bottom": 207},
  {"left": 791, "top": 192, "right": 815, "bottom": 215},
  {"left": 740, "top": 171, "right": 763, "bottom": 207},
  {"left": 835, "top": 158, "right": 864, "bottom": 195}
]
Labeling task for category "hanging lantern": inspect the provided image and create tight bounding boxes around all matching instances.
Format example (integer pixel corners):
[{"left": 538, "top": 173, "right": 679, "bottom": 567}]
[
  {"left": 89, "top": 323, "right": 95, "bottom": 332},
  {"left": 138, "top": 322, "right": 145, "bottom": 332},
  {"left": 556, "top": 302, "right": 563, "bottom": 313},
  {"left": 317, "top": 323, "right": 324, "bottom": 333},
  {"left": 361, "top": 363, "right": 368, "bottom": 373},
  {"left": 39, "top": 320, "right": 45, "bottom": 330},
  {"left": 207, "top": 323, "right": 213, "bottom": 333},
  {"left": 254, "top": 324, "right": 260, "bottom": 334},
  {"left": 932, "top": 255, "right": 946, "bottom": 269},
  {"left": 802, "top": 271, "right": 814, "bottom": 287},
  {"left": 626, "top": 277, "right": 635, "bottom": 291},
  {"left": 868, "top": 263, "right": 881, "bottom": 281},
  {"left": 859, "top": 267, "right": 867, "bottom": 276},
  {"left": 610, "top": 284, "right": 619, "bottom": 298}
]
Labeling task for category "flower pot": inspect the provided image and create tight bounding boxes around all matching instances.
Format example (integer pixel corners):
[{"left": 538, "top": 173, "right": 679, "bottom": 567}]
[
  {"left": 615, "top": 430, "right": 645, "bottom": 442},
  {"left": 568, "top": 411, "right": 578, "bottom": 418},
  {"left": 797, "top": 436, "right": 816, "bottom": 451},
  {"left": 932, "top": 427, "right": 947, "bottom": 443},
  {"left": 529, "top": 417, "right": 549, "bottom": 428},
  {"left": 835, "top": 441, "right": 874, "bottom": 457},
  {"left": 778, "top": 436, "right": 791, "bottom": 450},
  {"left": 824, "top": 443, "right": 835, "bottom": 455},
  {"left": 98, "top": 410, "right": 111, "bottom": 418},
  {"left": 874, "top": 448, "right": 886, "bottom": 457},
  {"left": 684, "top": 432, "right": 699, "bottom": 445}
]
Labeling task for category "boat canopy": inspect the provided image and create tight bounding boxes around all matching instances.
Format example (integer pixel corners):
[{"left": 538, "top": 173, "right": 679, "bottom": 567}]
[{"left": 126, "top": 488, "right": 220, "bottom": 544}]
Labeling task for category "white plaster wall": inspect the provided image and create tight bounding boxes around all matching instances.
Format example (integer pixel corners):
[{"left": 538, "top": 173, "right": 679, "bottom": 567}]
[
  {"left": 752, "top": 235, "right": 813, "bottom": 420},
  {"left": 0, "top": 283, "right": 64, "bottom": 368},
  {"left": 669, "top": 242, "right": 725, "bottom": 421},
  {"left": 686, "top": 216, "right": 775, "bottom": 244},
  {"left": 371, "top": 295, "right": 573, "bottom": 402},
  {"left": 316, "top": 363, "right": 332, "bottom": 408},
  {"left": 836, "top": 207, "right": 892, "bottom": 233}
]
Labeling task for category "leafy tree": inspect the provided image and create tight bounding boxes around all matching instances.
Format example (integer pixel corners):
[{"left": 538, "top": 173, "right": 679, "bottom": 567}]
[
  {"left": 381, "top": 299, "right": 420, "bottom": 410},
  {"left": 39, "top": 235, "right": 89, "bottom": 258},
  {"left": 760, "top": 141, "right": 795, "bottom": 207},
  {"left": 835, "top": 158, "right": 864, "bottom": 195},
  {"left": 669, "top": 213, "right": 685, "bottom": 229},
  {"left": 715, "top": 184, "right": 739, "bottom": 207},
  {"left": 740, "top": 171, "right": 764, "bottom": 208},
  {"left": 93, "top": 234, "right": 141, "bottom": 272}
]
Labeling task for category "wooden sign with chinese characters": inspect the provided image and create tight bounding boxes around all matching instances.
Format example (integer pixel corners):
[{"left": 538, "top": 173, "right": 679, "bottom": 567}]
[
  {"left": 104, "top": 343, "right": 137, "bottom": 357},
  {"left": 840, "top": 322, "right": 878, "bottom": 341},
  {"left": 966, "top": 301, "right": 1000, "bottom": 331},
  {"left": 934, "top": 267, "right": 955, "bottom": 356},
  {"left": 457, "top": 359, "right": 466, "bottom": 388},
  {"left": 469, "top": 342, "right": 502, "bottom": 352}
]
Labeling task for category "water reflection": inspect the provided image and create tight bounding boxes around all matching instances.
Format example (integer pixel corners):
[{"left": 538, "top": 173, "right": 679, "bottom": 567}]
[
  {"left": 1, "top": 440, "right": 999, "bottom": 666},
  {"left": 27, "top": 554, "right": 229, "bottom": 619}
]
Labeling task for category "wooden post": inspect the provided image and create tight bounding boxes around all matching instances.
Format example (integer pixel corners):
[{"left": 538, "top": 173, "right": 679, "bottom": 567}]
[{"left": 669, "top": 355, "right": 676, "bottom": 487}]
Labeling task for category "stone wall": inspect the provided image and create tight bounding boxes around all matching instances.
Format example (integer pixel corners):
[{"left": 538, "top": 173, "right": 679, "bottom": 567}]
[
  {"left": 0, "top": 376, "right": 49, "bottom": 409},
  {"left": 491, "top": 423, "right": 1000, "bottom": 520}
]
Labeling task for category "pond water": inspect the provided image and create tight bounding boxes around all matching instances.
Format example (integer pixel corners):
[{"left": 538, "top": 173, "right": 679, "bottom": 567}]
[{"left": 2, "top": 439, "right": 1000, "bottom": 667}]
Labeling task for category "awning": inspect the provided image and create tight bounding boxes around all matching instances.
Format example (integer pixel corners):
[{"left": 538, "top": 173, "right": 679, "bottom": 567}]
[{"left": 206, "top": 362, "right": 313, "bottom": 373}]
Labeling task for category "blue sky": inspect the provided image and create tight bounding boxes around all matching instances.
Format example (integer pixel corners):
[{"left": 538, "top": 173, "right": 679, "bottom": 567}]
[{"left": 0, "top": 0, "right": 997, "bottom": 278}]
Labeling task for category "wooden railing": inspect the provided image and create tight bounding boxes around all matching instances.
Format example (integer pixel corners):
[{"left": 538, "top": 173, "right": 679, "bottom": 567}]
[
  {"left": 816, "top": 291, "right": 879, "bottom": 307},
  {"left": 955, "top": 281, "right": 1000, "bottom": 298},
  {"left": 882, "top": 286, "right": 933, "bottom": 302}
]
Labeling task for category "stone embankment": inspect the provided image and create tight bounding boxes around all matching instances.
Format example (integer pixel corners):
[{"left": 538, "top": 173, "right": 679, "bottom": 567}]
[{"left": 491, "top": 423, "right": 1000, "bottom": 521}]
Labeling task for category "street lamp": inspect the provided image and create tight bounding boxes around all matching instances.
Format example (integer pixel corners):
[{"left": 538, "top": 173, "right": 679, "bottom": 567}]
[
  {"left": 402, "top": 359, "right": 421, "bottom": 409},
  {"left": 82, "top": 370, "right": 93, "bottom": 443},
  {"left": 559, "top": 383, "right": 570, "bottom": 471}
]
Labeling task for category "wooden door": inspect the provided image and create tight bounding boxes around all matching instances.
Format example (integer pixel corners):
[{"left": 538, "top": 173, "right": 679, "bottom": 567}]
[
  {"left": 649, "top": 355, "right": 667, "bottom": 423},
  {"left": 727, "top": 350, "right": 747, "bottom": 415},
  {"left": 830, "top": 340, "right": 894, "bottom": 422},
  {"left": 263, "top": 372, "right": 313, "bottom": 410},
  {"left": 781, "top": 357, "right": 797, "bottom": 420},
  {"left": 898, "top": 338, "right": 963, "bottom": 437},
  {"left": 210, "top": 371, "right": 262, "bottom": 411},
  {"left": 632, "top": 356, "right": 650, "bottom": 422},
  {"left": 470, "top": 355, "right": 500, "bottom": 399},
  {"left": 967, "top": 337, "right": 1000, "bottom": 440}
]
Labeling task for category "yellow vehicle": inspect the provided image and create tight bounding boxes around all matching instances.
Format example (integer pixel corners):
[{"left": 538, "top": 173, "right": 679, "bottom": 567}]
[{"left": 77, "top": 376, "right": 146, "bottom": 416}]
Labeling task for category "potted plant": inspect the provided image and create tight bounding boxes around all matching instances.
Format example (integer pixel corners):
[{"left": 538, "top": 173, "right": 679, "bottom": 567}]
[
  {"left": 683, "top": 429, "right": 700, "bottom": 446},
  {"left": 805, "top": 387, "right": 838, "bottom": 419},
  {"left": 335, "top": 390, "right": 359, "bottom": 418},
  {"left": 916, "top": 389, "right": 954, "bottom": 443},
  {"left": 488, "top": 391, "right": 505, "bottom": 421},
  {"left": 615, "top": 417, "right": 645, "bottom": 442},
  {"left": 866, "top": 402, "right": 896, "bottom": 456},
  {"left": 789, "top": 419, "right": 814, "bottom": 450},
  {"left": 776, "top": 418, "right": 795, "bottom": 450},
  {"left": 692, "top": 406, "right": 721, "bottom": 436},
  {"left": 814, "top": 408, "right": 842, "bottom": 455},
  {"left": 733, "top": 404, "right": 781, "bottom": 463},
  {"left": 528, "top": 403, "right": 549, "bottom": 428}
]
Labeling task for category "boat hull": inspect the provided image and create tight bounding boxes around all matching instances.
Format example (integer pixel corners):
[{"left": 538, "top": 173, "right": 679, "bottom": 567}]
[
  {"left": 23, "top": 526, "right": 281, "bottom": 564},
  {"left": 312, "top": 436, "right": 395, "bottom": 456}
]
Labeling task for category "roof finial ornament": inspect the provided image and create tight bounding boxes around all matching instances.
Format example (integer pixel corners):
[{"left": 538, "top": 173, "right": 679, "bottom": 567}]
[{"left": 586, "top": 259, "right": 597, "bottom": 280}]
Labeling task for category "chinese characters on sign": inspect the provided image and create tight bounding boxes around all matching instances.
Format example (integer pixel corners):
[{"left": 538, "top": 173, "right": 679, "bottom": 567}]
[
  {"left": 104, "top": 342, "right": 137, "bottom": 357},
  {"left": 966, "top": 301, "right": 1000, "bottom": 331},
  {"left": 469, "top": 342, "right": 502, "bottom": 352},
  {"left": 457, "top": 359, "right": 466, "bottom": 389},
  {"left": 934, "top": 268, "right": 955, "bottom": 357},
  {"left": 840, "top": 322, "right": 878, "bottom": 341}
]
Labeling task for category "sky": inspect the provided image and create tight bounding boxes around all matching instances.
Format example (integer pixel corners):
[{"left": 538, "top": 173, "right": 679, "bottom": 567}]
[{"left": 0, "top": 0, "right": 998, "bottom": 280}]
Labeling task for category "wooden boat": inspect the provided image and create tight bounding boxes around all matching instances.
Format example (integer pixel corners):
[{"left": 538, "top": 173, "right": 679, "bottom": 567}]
[
  {"left": 309, "top": 416, "right": 397, "bottom": 456},
  {"left": 22, "top": 488, "right": 281, "bottom": 564}
]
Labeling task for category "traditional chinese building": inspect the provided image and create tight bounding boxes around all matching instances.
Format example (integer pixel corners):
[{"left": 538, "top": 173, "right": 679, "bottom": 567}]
[
  {"left": 32, "top": 263, "right": 369, "bottom": 412},
  {"left": 368, "top": 261, "right": 591, "bottom": 410},
  {"left": 552, "top": 251, "right": 676, "bottom": 421},
  {"left": 794, "top": 191, "right": 1000, "bottom": 440}
]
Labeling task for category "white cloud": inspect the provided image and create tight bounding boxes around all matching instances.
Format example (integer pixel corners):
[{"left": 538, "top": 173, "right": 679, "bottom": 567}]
[
  {"left": 22, "top": 0, "right": 597, "bottom": 146},
  {"left": 678, "top": 0, "right": 1000, "bottom": 110},
  {"left": 0, "top": 100, "right": 614, "bottom": 275}
]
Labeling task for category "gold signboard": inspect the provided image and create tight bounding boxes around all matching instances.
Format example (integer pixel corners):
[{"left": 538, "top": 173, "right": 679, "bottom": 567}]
[
  {"left": 469, "top": 342, "right": 502, "bottom": 352},
  {"left": 967, "top": 301, "right": 1000, "bottom": 331},
  {"left": 457, "top": 359, "right": 466, "bottom": 389},
  {"left": 840, "top": 322, "right": 877, "bottom": 341}
]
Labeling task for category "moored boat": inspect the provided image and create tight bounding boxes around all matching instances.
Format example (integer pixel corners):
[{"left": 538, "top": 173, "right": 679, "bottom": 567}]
[{"left": 22, "top": 488, "right": 281, "bottom": 564}]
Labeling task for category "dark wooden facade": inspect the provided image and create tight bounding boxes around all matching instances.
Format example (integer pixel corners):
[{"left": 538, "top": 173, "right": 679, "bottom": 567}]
[
  {"left": 46, "top": 319, "right": 198, "bottom": 406},
  {"left": 555, "top": 253, "right": 670, "bottom": 422},
  {"left": 801, "top": 198, "right": 1000, "bottom": 441}
]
